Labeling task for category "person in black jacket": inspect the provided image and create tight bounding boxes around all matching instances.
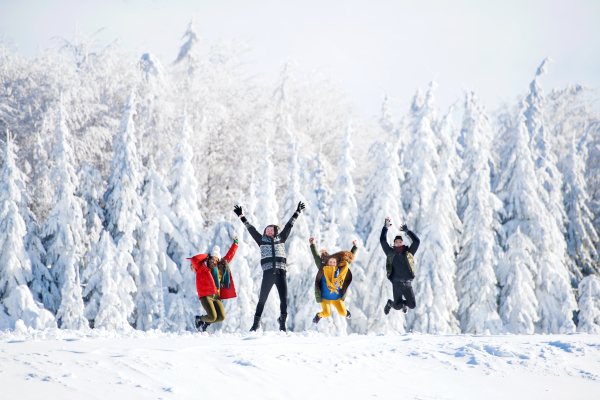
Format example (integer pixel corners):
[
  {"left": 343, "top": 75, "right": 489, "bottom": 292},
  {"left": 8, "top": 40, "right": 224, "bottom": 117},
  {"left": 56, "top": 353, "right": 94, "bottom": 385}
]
[
  {"left": 380, "top": 217, "right": 420, "bottom": 315},
  {"left": 233, "top": 202, "right": 305, "bottom": 332}
]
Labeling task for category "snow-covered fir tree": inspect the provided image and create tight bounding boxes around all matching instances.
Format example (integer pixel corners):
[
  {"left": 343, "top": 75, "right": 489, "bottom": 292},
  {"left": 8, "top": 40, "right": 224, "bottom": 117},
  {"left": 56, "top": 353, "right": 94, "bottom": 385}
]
[
  {"left": 577, "top": 274, "right": 600, "bottom": 334},
  {"left": 133, "top": 163, "right": 171, "bottom": 331},
  {"left": 0, "top": 133, "right": 55, "bottom": 330},
  {"left": 496, "top": 227, "right": 539, "bottom": 334},
  {"left": 562, "top": 138, "right": 599, "bottom": 279},
  {"left": 168, "top": 116, "right": 205, "bottom": 331},
  {"left": 455, "top": 91, "right": 503, "bottom": 334},
  {"left": 282, "top": 138, "right": 313, "bottom": 332},
  {"left": 82, "top": 230, "right": 136, "bottom": 330},
  {"left": 379, "top": 94, "right": 395, "bottom": 137},
  {"left": 402, "top": 82, "right": 440, "bottom": 233},
  {"left": 409, "top": 135, "right": 461, "bottom": 334},
  {"left": 495, "top": 105, "right": 577, "bottom": 333},
  {"left": 357, "top": 134, "right": 405, "bottom": 334},
  {"left": 42, "top": 103, "right": 88, "bottom": 330}
]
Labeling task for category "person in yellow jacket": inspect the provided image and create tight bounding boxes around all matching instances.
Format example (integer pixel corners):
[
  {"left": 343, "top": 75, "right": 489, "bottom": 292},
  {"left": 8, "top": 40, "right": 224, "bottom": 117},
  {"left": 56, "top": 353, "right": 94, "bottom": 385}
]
[{"left": 309, "top": 237, "right": 358, "bottom": 324}]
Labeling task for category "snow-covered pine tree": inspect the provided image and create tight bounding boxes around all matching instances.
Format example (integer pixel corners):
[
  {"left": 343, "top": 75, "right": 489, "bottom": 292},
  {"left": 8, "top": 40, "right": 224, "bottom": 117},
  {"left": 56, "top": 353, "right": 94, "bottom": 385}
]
[
  {"left": 282, "top": 138, "right": 313, "bottom": 332},
  {"left": 577, "top": 274, "right": 600, "bottom": 333},
  {"left": 77, "top": 162, "right": 105, "bottom": 265},
  {"left": 357, "top": 134, "right": 405, "bottom": 334},
  {"left": 379, "top": 94, "right": 395, "bottom": 137},
  {"left": 330, "top": 121, "right": 365, "bottom": 333},
  {"left": 305, "top": 152, "right": 333, "bottom": 246},
  {"left": 0, "top": 132, "right": 55, "bottom": 330},
  {"left": 495, "top": 104, "right": 577, "bottom": 333},
  {"left": 134, "top": 162, "right": 171, "bottom": 331},
  {"left": 402, "top": 82, "right": 440, "bottom": 233},
  {"left": 586, "top": 122, "right": 600, "bottom": 253},
  {"left": 409, "top": 112, "right": 461, "bottom": 334},
  {"left": 562, "top": 138, "right": 600, "bottom": 279},
  {"left": 168, "top": 116, "right": 205, "bottom": 331},
  {"left": 455, "top": 91, "right": 503, "bottom": 334},
  {"left": 82, "top": 230, "right": 136, "bottom": 330},
  {"left": 525, "top": 58, "right": 567, "bottom": 233},
  {"left": 42, "top": 102, "right": 88, "bottom": 330},
  {"left": 496, "top": 227, "right": 539, "bottom": 334}
]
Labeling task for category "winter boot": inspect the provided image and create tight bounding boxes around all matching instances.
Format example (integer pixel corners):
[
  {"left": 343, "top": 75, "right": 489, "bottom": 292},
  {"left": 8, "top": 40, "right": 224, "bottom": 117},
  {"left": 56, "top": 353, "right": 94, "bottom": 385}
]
[
  {"left": 195, "top": 316, "right": 203, "bottom": 332},
  {"left": 201, "top": 321, "right": 211, "bottom": 332},
  {"left": 312, "top": 313, "right": 321, "bottom": 325},
  {"left": 384, "top": 299, "right": 393, "bottom": 315},
  {"left": 402, "top": 305, "right": 408, "bottom": 314},
  {"left": 345, "top": 310, "right": 352, "bottom": 319},
  {"left": 277, "top": 313, "right": 288, "bottom": 332},
  {"left": 249, "top": 315, "right": 261, "bottom": 332}
]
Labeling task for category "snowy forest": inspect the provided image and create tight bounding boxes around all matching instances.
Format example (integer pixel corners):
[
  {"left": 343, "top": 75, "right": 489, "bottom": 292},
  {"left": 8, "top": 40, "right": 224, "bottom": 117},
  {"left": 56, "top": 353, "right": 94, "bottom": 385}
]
[{"left": 1, "top": 20, "right": 599, "bottom": 336}]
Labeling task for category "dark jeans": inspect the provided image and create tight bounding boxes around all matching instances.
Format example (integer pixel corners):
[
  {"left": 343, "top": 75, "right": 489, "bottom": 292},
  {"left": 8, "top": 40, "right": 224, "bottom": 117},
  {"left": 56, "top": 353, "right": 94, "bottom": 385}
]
[
  {"left": 255, "top": 270, "right": 287, "bottom": 317},
  {"left": 392, "top": 281, "right": 416, "bottom": 310}
]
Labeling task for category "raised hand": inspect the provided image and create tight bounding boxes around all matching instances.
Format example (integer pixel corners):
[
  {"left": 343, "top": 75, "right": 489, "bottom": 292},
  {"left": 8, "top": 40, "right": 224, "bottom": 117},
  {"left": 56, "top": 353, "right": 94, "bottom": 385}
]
[
  {"left": 352, "top": 240, "right": 358, "bottom": 247},
  {"left": 385, "top": 217, "right": 392, "bottom": 228},
  {"left": 399, "top": 222, "right": 408, "bottom": 232},
  {"left": 309, "top": 237, "right": 315, "bottom": 245},
  {"left": 233, "top": 236, "right": 239, "bottom": 244},
  {"left": 233, "top": 205, "right": 243, "bottom": 217},
  {"left": 296, "top": 201, "right": 306, "bottom": 214}
]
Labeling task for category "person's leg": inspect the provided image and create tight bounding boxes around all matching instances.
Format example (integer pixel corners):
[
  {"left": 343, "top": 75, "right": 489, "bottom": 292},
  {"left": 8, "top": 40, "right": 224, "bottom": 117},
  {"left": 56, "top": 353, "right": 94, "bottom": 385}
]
[
  {"left": 274, "top": 273, "right": 288, "bottom": 315},
  {"left": 255, "top": 273, "right": 276, "bottom": 317},
  {"left": 391, "top": 282, "right": 405, "bottom": 310},
  {"left": 213, "top": 299, "right": 226, "bottom": 323},
  {"left": 318, "top": 300, "right": 332, "bottom": 318},
  {"left": 200, "top": 296, "right": 218, "bottom": 323},
  {"left": 402, "top": 282, "right": 416, "bottom": 309},
  {"left": 331, "top": 300, "right": 347, "bottom": 317}
]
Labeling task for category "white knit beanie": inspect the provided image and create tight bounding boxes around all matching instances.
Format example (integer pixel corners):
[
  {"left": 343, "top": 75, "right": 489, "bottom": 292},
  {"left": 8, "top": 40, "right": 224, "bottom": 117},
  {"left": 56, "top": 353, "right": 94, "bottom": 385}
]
[{"left": 212, "top": 245, "right": 222, "bottom": 259}]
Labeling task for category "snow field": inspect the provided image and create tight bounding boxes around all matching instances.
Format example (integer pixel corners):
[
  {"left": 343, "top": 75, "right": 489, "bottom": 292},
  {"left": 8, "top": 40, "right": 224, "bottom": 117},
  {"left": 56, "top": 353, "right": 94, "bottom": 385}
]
[{"left": 1, "top": 330, "right": 599, "bottom": 399}]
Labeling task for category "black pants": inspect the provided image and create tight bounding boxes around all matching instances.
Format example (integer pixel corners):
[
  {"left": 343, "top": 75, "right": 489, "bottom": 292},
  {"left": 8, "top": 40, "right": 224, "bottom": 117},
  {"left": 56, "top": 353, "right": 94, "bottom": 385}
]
[
  {"left": 255, "top": 270, "right": 288, "bottom": 317},
  {"left": 392, "top": 281, "right": 416, "bottom": 310}
]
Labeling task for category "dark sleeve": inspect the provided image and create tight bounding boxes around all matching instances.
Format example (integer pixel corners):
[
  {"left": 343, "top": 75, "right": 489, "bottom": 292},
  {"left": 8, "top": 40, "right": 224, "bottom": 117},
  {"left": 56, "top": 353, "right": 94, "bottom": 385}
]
[
  {"left": 240, "top": 216, "right": 262, "bottom": 245},
  {"left": 310, "top": 244, "right": 321, "bottom": 269},
  {"left": 279, "top": 212, "right": 299, "bottom": 242},
  {"left": 350, "top": 246, "right": 358, "bottom": 256},
  {"left": 406, "top": 230, "right": 420, "bottom": 254},
  {"left": 380, "top": 227, "right": 392, "bottom": 254}
]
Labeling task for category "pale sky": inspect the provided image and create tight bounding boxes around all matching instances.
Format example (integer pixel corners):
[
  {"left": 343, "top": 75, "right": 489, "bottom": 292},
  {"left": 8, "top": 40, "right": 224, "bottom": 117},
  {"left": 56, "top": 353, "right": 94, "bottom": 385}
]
[{"left": 1, "top": 0, "right": 599, "bottom": 118}]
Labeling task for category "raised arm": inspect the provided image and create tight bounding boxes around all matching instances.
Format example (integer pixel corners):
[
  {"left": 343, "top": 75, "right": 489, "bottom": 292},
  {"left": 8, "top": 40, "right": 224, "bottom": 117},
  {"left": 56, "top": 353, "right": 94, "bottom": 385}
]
[
  {"left": 406, "top": 230, "right": 420, "bottom": 254},
  {"left": 279, "top": 202, "right": 305, "bottom": 242},
  {"left": 223, "top": 238, "right": 239, "bottom": 263},
  {"left": 350, "top": 239, "right": 358, "bottom": 256},
  {"left": 380, "top": 226, "right": 392, "bottom": 254},
  {"left": 309, "top": 239, "right": 321, "bottom": 269},
  {"left": 234, "top": 205, "right": 262, "bottom": 245},
  {"left": 187, "top": 254, "right": 209, "bottom": 272}
]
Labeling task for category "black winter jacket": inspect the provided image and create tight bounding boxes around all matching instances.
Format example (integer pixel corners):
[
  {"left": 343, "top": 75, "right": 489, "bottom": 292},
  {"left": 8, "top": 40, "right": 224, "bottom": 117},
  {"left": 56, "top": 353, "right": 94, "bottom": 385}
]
[{"left": 380, "top": 226, "right": 420, "bottom": 281}]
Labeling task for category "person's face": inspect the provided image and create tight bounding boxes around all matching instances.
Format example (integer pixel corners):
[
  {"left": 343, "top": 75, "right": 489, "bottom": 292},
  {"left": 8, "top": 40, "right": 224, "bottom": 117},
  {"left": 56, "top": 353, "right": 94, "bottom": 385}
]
[
  {"left": 265, "top": 226, "right": 275, "bottom": 237},
  {"left": 394, "top": 238, "right": 404, "bottom": 247},
  {"left": 208, "top": 257, "right": 218, "bottom": 267},
  {"left": 327, "top": 258, "right": 338, "bottom": 267}
]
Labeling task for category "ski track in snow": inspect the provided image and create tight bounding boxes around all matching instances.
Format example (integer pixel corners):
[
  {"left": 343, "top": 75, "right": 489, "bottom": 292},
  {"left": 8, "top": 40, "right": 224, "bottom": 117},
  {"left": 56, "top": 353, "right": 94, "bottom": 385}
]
[{"left": 0, "top": 329, "right": 599, "bottom": 399}]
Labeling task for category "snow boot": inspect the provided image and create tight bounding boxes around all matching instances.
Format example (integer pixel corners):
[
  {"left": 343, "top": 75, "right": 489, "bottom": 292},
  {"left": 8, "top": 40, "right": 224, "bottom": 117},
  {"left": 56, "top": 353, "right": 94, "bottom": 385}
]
[
  {"left": 249, "top": 315, "right": 261, "bottom": 332},
  {"left": 277, "top": 313, "right": 288, "bottom": 332},
  {"left": 345, "top": 310, "right": 352, "bottom": 319},
  {"left": 384, "top": 299, "right": 393, "bottom": 315},
  {"left": 312, "top": 313, "right": 321, "bottom": 325},
  {"left": 201, "top": 321, "right": 211, "bottom": 332},
  {"left": 402, "top": 305, "right": 408, "bottom": 314},
  {"left": 195, "top": 316, "right": 203, "bottom": 332}
]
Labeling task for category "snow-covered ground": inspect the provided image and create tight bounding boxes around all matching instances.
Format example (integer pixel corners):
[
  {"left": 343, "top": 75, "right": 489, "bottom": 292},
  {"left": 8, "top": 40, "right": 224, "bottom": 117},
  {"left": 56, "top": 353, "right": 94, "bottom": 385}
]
[{"left": 1, "top": 329, "right": 599, "bottom": 399}]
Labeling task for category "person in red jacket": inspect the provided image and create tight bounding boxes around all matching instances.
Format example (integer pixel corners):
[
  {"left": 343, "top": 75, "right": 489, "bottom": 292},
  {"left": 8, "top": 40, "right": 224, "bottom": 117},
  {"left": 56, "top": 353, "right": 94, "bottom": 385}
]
[{"left": 188, "top": 238, "right": 239, "bottom": 332}]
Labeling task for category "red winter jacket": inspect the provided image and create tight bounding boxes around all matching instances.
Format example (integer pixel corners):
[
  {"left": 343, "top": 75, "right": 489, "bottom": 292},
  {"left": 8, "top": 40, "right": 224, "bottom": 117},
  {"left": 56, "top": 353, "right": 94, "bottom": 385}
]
[{"left": 188, "top": 243, "right": 238, "bottom": 299}]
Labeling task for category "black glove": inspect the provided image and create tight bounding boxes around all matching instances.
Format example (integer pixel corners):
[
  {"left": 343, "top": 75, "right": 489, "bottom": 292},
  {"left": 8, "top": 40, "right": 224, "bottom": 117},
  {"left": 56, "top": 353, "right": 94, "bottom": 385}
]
[
  {"left": 399, "top": 223, "right": 408, "bottom": 232},
  {"left": 233, "top": 205, "right": 243, "bottom": 217},
  {"left": 384, "top": 218, "right": 392, "bottom": 228},
  {"left": 296, "top": 202, "right": 305, "bottom": 214}
]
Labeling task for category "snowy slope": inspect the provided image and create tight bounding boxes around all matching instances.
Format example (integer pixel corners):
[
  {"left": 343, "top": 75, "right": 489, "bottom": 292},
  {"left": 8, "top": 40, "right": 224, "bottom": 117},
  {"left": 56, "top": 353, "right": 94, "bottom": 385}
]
[{"left": 1, "top": 329, "right": 599, "bottom": 399}]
